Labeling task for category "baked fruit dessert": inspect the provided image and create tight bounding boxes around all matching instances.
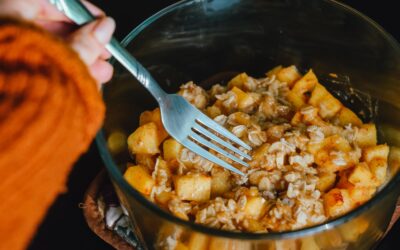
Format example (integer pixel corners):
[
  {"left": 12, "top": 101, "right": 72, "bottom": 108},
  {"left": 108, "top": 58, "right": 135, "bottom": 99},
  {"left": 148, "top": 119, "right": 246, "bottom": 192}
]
[{"left": 124, "top": 65, "right": 388, "bottom": 233}]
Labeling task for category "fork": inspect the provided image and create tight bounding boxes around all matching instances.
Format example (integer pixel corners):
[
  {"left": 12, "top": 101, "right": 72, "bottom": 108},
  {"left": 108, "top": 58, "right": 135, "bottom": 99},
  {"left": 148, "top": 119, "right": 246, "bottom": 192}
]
[{"left": 49, "top": 0, "right": 252, "bottom": 175}]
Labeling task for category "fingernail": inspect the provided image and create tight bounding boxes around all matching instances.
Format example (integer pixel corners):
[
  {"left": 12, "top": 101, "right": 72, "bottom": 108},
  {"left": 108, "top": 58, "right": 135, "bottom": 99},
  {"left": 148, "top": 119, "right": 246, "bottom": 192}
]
[{"left": 93, "top": 17, "right": 115, "bottom": 44}]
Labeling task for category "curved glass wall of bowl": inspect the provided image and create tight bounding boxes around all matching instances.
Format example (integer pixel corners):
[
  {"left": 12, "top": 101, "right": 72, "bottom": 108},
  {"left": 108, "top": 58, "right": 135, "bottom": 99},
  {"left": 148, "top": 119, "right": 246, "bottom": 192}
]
[{"left": 97, "top": 0, "right": 400, "bottom": 249}]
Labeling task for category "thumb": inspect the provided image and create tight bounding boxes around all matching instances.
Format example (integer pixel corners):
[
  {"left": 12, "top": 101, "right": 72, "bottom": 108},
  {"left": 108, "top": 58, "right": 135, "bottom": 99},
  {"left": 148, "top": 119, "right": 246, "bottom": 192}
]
[{"left": 68, "top": 17, "right": 115, "bottom": 66}]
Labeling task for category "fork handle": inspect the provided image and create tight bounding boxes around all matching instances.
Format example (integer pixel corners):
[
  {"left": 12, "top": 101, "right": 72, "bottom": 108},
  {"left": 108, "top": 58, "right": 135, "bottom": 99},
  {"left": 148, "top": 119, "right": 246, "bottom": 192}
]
[{"left": 54, "top": 0, "right": 167, "bottom": 101}]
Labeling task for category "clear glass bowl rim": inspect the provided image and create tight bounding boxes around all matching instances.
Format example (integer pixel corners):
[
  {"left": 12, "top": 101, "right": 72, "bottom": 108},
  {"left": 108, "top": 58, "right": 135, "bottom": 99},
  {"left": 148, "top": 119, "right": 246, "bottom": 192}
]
[{"left": 96, "top": 0, "right": 400, "bottom": 240}]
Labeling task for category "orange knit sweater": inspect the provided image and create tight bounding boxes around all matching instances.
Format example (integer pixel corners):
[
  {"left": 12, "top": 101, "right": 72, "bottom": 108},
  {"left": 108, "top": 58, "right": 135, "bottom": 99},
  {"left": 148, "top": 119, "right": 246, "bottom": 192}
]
[{"left": 0, "top": 18, "right": 105, "bottom": 250}]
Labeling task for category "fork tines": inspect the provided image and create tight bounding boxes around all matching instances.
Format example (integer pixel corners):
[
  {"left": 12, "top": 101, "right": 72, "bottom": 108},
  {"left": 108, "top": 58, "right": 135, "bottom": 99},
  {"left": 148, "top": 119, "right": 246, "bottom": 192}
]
[{"left": 186, "top": 113, "right": 252, "bottom": 176}]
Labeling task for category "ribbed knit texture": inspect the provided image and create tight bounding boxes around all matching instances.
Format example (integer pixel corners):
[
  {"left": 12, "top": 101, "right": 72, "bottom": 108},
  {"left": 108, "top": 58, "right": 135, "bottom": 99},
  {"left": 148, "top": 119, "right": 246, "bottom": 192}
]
[{"left": 0, "top": 18, "right": 105, "bottom": 250}]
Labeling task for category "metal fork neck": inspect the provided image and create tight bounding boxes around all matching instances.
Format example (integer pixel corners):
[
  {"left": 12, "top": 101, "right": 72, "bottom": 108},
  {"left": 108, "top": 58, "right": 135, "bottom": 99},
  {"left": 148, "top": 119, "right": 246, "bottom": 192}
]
[{"left": 106, "top": 38, "right": 167, "bottom": 101}]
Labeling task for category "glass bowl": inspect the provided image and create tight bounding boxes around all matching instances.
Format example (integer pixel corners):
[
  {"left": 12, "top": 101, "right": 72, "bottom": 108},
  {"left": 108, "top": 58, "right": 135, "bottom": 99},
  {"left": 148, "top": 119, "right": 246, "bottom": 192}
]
[{"left": 97, "top": 0, "right": 400, "bottom": 249}]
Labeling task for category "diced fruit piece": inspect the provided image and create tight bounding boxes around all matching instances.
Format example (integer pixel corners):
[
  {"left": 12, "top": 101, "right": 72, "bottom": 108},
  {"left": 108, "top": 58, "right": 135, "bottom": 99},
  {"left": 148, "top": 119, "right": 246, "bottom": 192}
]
[
  {"left": 209, "top": 84, "right": 227, "bottom": 97},
  {"left": 171, "top": 209, "right": 189, "bottom": 221},
  {"left": 307, "top": 141, "right": 324, "bottom": 155},
  {"left": 245, "top": 219, "right": 266, "bottom": 232},
  {"left": 331, "top": 135, "right": 352, "bottom": 151},
  {"left": 249, "top": 144, "right": 272, "bottom": 169},
  {"left": 323, "top": 188, "right": 353, "bottom": 217},
  {"left": 246, "top": 187, "right": 260, "bottom": 197},
  {"left": 307, "top": 83, "right": 326, "bottom": 104},
  {"left": 206, "top": 106, "right": 222, "bottom": 118},
  {"left": 291, "top": 69, "right": 318, "bottom": 93},
  {"left": 362, "top": 144, "right": 390, "bottom": 162},
  {"left": 139, "top": 109, "right": 154, "bottom": 125},
  {"left": 362, "top": 144, "right": 389, "bottom": 186},
  {"left": 227, "top": 72, "right": 248, "bottom": 89},
  {"left": 354, "top": 124, "right": 377, "bottom": 148},
  {"left": 155, "top": 191, "right": 173, "bottom": 206},
  {"left": 348, "top": 185, "right": 376, "bottom": 205},
  {"left": 231, "top": 86, "right": 255, "bottom": 110},
  {"left": 139, "top": 108, "right": 169, "bottom": 141},
  {"left": 291, "top": 111, "right": 302, "bottom": 126},
  {"left": 314, "top": 150, "right": 337, "bottom": 169},
  {"left": 124, "top": 165, "right": 155, "bottom": 195},
  {"left": 128, "top": 122, "right": 161, "bottom": 155},
  {"left": 277, "top": 65, "right": 301, "bottom": 87},
  {"left": 348, "top": 162, "right": 373, "bottom": 185},
  {"left": 135, "top": 154, "right": 156, "bottom": 170},
  {"left": 174, "top": 174, "right": 211, "bottom": 202},
  {"left": 287, "top": 91, "right": 306, "bottom": 109},
  {"left": 175, "top": 242, "right": 189, "bottom": 250},
  {"left": 266, "top": 65, "right": 283, "bottom": 77},
  {"left": 228, "top": 112, "right": 251, "bottom": 126},
  {"left": 309, "top": 83, "right": 342, "bottom": 119},
  {"left": 316, "top": 172, "right": 336, "bottom": 192},
  {"left": 315, "top": 135, "right": 356, "bottom": 172},
  {"left": 287, "top": 69, "right": 318, "bottom": 109},
  {"left": 369, "top": 158, "right": 388, "bottom": 186},
  {"left": 336, "top": 170, "right": 354, "bottom": 189},
  {"left": 266, "top": 124, "right": 290, "bottom": 142},
  {"left": 336, "top": 169, "right": 373, "bottom": 205},
  {"left": 187, "top": 233, "right": 209, "bottom": 250},
  {"left": 338, "top": 218, "right": 369, "bottom": 242},
  {"left": 211, "top": 169, "right": 232, "bottom": 197},
  {"left": 327, "top": 135, "right": 352, "bottom": 152},
  {"left": 300, "top": 237, "right": 320, "bottom": 250},
  {"left": 244, "top": 196, "right": 267, "bottom": 219},
  {"left": 213, "top": 99, "right": 223, "bottom": 109},
  {"left": 163, "top": 138, "right": 182, "bottom": 162},
  {"left": 336, "top": 107, "right": 363, "bottom": 127},
  {"left": 301, "top": 106, "right": 330, "bottom": 128}
]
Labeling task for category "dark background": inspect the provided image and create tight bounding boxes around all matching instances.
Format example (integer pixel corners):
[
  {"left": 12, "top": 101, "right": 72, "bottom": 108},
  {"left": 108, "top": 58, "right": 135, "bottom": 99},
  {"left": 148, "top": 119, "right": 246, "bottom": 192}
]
[{"left": 28, "top": 1, "right": 400, "bottom": 249}]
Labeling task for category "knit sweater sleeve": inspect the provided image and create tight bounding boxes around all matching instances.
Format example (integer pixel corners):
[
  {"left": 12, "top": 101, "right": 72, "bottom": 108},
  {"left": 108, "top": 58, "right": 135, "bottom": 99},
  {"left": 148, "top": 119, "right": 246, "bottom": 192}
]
[{"left": 0, "top": 18, "right": 105, "bottom": 250}]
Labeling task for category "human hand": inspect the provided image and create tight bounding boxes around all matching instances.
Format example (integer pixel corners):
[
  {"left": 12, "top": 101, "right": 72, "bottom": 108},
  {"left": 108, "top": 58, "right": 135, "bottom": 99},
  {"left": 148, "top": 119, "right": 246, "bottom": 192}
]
[{"left": 0, "top": 0, "right": 115, "bottom": 86}]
